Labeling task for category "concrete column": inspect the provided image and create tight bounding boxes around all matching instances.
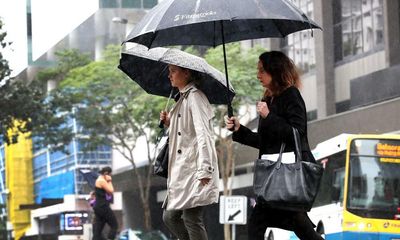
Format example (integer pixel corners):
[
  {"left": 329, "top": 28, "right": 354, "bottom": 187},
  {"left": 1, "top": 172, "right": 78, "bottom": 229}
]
[
  {"left": 68, "top": 29, "right": 80, "bottom": 50},
  {"left": 47, "top": 79, "right": 57, "bottom": 92},
  {"left": 383, "top": 0, "right": 400, "bottom": 66},
  {"left": 269, "top": 38, "right": 281, "bottom": 51},
  {"left": 94, "top": 11, "right": 106, "bottom": 61},
  {"left": 313, "top": 0, "right": 336, "bottom": 118}
]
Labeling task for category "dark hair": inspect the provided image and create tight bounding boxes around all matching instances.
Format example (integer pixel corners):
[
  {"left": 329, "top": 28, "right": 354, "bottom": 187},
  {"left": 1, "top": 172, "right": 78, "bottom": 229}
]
[
  {"left": 188, "top": 70, "right": 202, "bottom": 86},
  {"left": 178, "top": 66, "right": 202, "bottom": 86},
  {"left": 259, "top": 51, "right": 300, "bottom": 97},
  {"left": 99, "top": 166, "right": 112, "bottom": 175}
]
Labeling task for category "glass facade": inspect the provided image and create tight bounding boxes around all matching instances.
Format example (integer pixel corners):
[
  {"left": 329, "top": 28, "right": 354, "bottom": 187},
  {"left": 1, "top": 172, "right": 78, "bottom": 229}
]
[
  {"left": 281, "top": 0, "right": 316, "bottom": 74},
  {"left": 333, "top": 0, "right": 384, "bottom": 62},
  {"left": 32, "top": 115, "right": 112, "bottom": 203},
  {"left": 122, "top": 0, "right": 141, "bottom": 8},
  {"left": 32, "top": 141, "right": 112, "bottom": 201},
  {"left": 34, "top": 171, "right": 75, "bottom": 203}
]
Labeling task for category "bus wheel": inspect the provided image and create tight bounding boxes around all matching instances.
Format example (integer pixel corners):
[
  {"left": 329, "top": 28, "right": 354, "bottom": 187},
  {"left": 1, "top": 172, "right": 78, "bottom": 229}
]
[
  {"left": 267, "top": 231, "right": 274, "bottom": 240},
  {"left": 316, "top": 222, "right": 325, "bottom": 239}
]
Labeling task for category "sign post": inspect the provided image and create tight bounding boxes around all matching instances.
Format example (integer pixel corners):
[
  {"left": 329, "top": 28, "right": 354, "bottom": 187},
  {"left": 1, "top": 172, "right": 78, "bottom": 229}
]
[{"left": 219, "top": 195, "right": 247, "bottom": 240}]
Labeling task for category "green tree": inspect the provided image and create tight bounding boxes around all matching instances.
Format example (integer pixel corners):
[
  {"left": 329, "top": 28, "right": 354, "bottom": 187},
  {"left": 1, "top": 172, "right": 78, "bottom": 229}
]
[
  {"left": 1, "top": 19, "right": 87, "bottom": 147},
  {"left": 59, "top": 45, "right": 166, "bottom": 231},
  {"left": 29, "top": 49, "right": 91, "bottom": 152},
  {"left": 0, "top": 19, "right": 56, "bottom": 146},
  {"left": 35, "top": 49, "right": 91, "bottom": 84},
  {"left": 0, "top": 18, "right": 11, "bottom": 82}
]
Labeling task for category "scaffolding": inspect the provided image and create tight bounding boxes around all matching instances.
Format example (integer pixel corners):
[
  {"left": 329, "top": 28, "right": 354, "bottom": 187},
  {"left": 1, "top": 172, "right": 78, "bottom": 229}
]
[{"left": 5, "top": 128, "right": 34, "bottom": 240}]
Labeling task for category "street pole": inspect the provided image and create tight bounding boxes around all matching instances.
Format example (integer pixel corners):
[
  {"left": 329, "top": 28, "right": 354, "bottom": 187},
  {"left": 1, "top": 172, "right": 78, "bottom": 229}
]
[{"left": 232, "top": 224, "right": 236, "bottom": 240}]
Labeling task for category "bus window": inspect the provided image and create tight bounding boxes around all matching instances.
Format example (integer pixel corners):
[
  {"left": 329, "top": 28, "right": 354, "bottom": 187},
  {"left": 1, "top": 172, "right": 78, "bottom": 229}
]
[
  {"left": 313, "top": 151, "right": 346, "bottom": 207},
  {"left": 332, "top": 168, "right": 345, "bottom": 202}
]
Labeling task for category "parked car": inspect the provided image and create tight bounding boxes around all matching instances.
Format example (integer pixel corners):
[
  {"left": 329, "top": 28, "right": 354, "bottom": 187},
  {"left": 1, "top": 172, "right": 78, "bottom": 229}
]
[{"left": 119, "top": 229, "right": 169, "bottom": 240}]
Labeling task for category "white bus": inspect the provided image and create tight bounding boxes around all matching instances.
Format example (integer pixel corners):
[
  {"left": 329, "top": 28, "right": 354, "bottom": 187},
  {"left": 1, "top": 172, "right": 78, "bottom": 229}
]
[{"left": 265, "top": 134, "right": 400, "bottom": 240}]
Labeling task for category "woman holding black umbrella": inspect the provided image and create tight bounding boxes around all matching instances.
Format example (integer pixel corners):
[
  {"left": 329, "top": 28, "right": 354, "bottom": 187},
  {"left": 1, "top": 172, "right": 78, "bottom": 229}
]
[
  {"left": 160, "top": 64, "right": 219, "bottom": 240},
  {"left": 225, "top": 51, "right": 323, "bottom": 240}
]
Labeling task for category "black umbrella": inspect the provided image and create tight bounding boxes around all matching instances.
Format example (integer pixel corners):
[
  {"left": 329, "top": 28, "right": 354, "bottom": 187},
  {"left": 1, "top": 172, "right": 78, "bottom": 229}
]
[
  {"left": 124, "top": 0, "right": 321, "bottom": 116},
  {"left": 79, "top": 169, "right": 99, "bottom": 189},
  {"left": 119, "top": 44, "right": 235, "bottom": 105}
]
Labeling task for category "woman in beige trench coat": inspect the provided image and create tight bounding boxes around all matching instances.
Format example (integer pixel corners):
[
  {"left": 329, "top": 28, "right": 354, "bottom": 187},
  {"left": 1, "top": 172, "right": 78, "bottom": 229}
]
[{"left": 160, "top": 64, "right": 219, "bottom": 240}]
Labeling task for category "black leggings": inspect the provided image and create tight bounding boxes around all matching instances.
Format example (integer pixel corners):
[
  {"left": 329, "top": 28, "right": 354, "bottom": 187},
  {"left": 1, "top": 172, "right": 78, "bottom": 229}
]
[
  {"left": 248, "top": 204, "right": 323, "bottom": 240},
  {"left": 93, "top": 205, "right": 118, "bottom": 240}
]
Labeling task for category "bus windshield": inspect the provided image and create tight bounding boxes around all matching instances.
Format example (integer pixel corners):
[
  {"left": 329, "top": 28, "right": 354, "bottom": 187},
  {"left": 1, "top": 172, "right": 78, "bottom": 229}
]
[{"left": 347, "top": 138, "right": 400, "bottom": 220}]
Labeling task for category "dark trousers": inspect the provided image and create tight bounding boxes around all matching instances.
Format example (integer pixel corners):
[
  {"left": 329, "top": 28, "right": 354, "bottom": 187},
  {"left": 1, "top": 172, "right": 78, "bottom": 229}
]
[
  {"left": 163, "top": 206, "right": 208, "bottom": 240},
  {"left": 248, "top": 203, "right": 323, "bottom": 240},
  {"left": 93, "top": 205, "right": 118, "bottom": 240}
]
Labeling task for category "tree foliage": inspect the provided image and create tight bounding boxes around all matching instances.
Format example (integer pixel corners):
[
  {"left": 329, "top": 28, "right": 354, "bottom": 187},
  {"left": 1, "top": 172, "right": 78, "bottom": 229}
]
[
  {"left": 35, "top": 49, "right": 91, "bottom": 84},
  {"left": 58, "top": 45, "right": 166, "bottom": 151},
  {"left": 0, "top": 18, "right": 11, "bottom": 82},
  {"left": 27, "top": 49, "right": 92, "bottom": 151},
  {"left": 0, "top": 18, "right": 92, "bottom": 146},
  {"left": 55, "top": 44, "right": 166, "bottom": 230},
  {"left": 0, "top": 19, "right": 47, "bottom": 145},
  {"left": 204, "top": 42, "right": 264, "bottom": 105}
]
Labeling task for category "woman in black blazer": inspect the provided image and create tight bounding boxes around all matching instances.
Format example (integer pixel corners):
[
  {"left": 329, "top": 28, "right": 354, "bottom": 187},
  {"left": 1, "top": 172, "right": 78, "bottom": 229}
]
[{"left": 225, "top": 51, "right": 323, "bottom": 240}]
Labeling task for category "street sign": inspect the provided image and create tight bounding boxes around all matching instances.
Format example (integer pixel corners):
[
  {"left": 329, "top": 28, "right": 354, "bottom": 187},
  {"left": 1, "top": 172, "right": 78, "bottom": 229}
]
[{"left": 219, "top": 195, "right": 247, "bottom": 225}]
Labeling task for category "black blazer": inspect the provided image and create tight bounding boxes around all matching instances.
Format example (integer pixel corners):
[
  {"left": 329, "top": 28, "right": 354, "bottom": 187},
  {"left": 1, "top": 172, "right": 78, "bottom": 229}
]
[{"left": 233, "top": 86, "right": 314, "bottom": 162}]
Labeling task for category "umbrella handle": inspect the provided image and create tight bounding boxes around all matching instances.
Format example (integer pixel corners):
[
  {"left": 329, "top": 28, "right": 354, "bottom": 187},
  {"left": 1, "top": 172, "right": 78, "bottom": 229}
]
[
  {"left": 228, "top": 104, "right": 233, "bottom": 118},
  {"left": 159, "top": 120, "right": 164, "bottom": 129},
  {"left": 227, "top": 104, "right": 235, "bottom": 132},
  {"left": 220, "top": 21, "right": 234, "bottom": 129},
  {"left": 159, "top": 89, "right": 174, "bottom": 129}
]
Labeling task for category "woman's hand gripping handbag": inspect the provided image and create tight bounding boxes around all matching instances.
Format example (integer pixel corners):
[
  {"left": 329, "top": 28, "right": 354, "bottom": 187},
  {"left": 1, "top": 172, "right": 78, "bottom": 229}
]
[
  {"left": 154, "top": 135, "right": 169, "bottom": 178},
  {"left": 253, "top": 128, "right": 323, "bottom": 211}
]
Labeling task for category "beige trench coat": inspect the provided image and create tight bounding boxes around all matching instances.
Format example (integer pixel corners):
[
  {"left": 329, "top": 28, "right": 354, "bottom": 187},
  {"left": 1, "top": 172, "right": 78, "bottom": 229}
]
[{"left": 164, "top": 83, "right": 219, "bottom": 210}]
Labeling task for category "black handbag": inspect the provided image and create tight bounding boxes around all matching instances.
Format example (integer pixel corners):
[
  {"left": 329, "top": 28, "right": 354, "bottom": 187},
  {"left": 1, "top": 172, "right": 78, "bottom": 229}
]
[
  {"left": 154, "top": 137, "right": 169, "bottom": 178},
  {"left": 253, "top": 128, "right": 323, "bottom": 211}
]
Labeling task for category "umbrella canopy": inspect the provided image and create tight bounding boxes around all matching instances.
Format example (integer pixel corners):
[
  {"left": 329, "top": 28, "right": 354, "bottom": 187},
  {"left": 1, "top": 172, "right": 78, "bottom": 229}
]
[
  {"left": 125, "top": 0, "right": 321, "bottom": 48},
  {"left": 123, "top": 0, "right": 321, "bottom": 117},
  {"left": 118, "top": 44, "right": 235, "bottom": 105},
  {"left": 79, "top": 169, "right": 99, "bottom": 189}
]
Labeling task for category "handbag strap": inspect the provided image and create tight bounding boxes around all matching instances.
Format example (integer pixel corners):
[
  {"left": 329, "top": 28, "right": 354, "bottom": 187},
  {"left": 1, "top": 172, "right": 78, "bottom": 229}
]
[
  {"left": 293, "top": 128, "right": 303, "bottom": 169},
  {"left": 293, "top": 128, "right": 303, "bottom": 162},
  {"left": 275, "top": 143, "right": 286, "bottom": 169},
  {"left": 276, "top": 128, "right": 302, "bottom": 169},
  {"left": 153, "top": 129, "right": 168, "bottom": 157}
]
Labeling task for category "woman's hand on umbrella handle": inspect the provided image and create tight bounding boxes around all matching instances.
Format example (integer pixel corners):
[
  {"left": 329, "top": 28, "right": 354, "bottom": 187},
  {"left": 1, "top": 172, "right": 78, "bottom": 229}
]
[
  {"left": 224, "top": 116, "right": 240, "bottom": 132},
  {"left": 160, "top": 111, "right": 170, "bottom": 128}
]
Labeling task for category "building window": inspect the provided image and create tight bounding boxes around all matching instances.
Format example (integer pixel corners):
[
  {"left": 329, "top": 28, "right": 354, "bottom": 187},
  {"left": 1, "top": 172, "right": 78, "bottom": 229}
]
[
  {"left": 121, "top": 0, "right": 157, "bottom": 9},
  {"left": 333, "top": 0, "right": 384, "bottom": 62},
  {"left": 280, "top": 0, "right": 316, "bottom": 74},
  {"left": 143, "top": 0, "right": 157, "bottom": 9},
  {"left": 122, "top": 0, "right": 141, "bottom": 8},
  {"left": 100, "top": 0, "right": 118, "bottom": 8},
  {"left": 33, "top": 152, "right": 48, "bottom": 179}
]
